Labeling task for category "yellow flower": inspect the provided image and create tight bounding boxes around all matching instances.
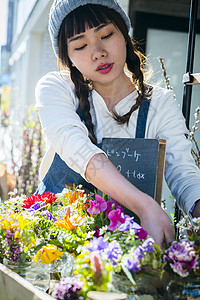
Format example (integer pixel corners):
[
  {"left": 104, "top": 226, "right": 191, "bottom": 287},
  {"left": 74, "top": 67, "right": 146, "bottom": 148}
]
[
  {"left": 17, "top": 215, "right": 30, "bottom": 230},
  {"left": 55, "top": 207, "right": 77, "bottom": 231},
  {"left": 0, "top": 213, "right": 30, "bottom": 231},
  {"left": 34, "top": 244, "right": 63, "bottom": 264},
  {"left": 14, "top": 231, "right": 20, "bottom": 239}
]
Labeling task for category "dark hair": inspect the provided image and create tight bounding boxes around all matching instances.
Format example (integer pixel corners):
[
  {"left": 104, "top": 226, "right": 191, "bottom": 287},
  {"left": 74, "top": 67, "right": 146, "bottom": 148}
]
[{"left": 58, "top": 4, "right": 145, "bottom": 143}]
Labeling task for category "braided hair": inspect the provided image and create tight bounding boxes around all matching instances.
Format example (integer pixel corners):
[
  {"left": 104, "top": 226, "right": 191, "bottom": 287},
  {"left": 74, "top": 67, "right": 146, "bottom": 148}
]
[{"left": 58, "top": 4, "right": 146, "bottom": 143}]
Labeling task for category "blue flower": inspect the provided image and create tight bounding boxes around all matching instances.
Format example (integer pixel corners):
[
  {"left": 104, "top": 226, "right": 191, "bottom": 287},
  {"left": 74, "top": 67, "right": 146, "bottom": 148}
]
[
  {"left": 142, "top": 238, "right": 154, "bottom": 247},
  {"left": 104, "top": 242, "right": 122, "bottom": 266},
  {"left": 45, "top": 211, "right": 57, "bottom": 221},
  {"left": 28, "top": 201, "right": 45, "bottom": 212},
  {"left": 87, "top": 237, "right": 109, "bottom": 252},
  {"left": 125, "top": 257, "right": 140, "bottom": 274},
  {"left": 118, "top": 217, "right": 141, "bottom": 232},
  {"left": 133, "top": 246, "right": 145, "bottom": 259}
]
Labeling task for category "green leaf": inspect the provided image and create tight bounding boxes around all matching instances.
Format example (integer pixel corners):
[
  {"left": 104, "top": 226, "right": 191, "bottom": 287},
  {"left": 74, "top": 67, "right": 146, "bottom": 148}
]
[{"left": 121, "top": 262, "right": 136, "bottom": 286}]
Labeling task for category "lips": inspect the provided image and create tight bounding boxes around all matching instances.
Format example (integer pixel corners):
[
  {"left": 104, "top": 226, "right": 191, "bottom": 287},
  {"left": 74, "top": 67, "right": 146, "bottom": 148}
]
[
  {"left": 96, "top": 63, "right": 112, "bottom": 71},
  {"left": 96, "top": 63, "right": 113, "bottom": 74}
]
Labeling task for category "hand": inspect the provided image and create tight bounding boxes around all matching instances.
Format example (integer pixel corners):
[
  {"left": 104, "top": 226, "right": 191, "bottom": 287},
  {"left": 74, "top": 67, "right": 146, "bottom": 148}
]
[
  {"left": 192, "top": 199, "right": 200, "bottom": 218},
  {"left": 140, "top": 200, "right": 175, "bottom": 247},
  {"left": 85, "top": 154, "right": 175, "bottom": 246}
]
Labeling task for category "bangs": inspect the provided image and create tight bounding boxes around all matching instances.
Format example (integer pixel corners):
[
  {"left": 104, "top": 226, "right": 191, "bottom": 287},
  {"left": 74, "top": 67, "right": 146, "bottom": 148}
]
[
  {"left": 58, "top": 4, "right": 128, "bottom": 66},
  {"left": 65, "top": 4, "right": 117, "bottom": 38}
]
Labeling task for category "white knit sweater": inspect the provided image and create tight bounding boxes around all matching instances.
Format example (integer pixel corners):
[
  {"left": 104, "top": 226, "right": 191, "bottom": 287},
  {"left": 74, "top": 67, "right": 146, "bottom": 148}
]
[{"left": 35, "top": 71, "right": 200, "bottom": 215}]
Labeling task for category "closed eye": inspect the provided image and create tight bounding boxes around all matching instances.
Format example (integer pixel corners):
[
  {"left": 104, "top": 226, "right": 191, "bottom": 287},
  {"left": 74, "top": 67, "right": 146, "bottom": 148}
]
[
  {"left": 102, "top": 33, "right": 113, "bottom": 40},
  {"left": 75, "top": 44, "right": 87, "bottom": 50}
]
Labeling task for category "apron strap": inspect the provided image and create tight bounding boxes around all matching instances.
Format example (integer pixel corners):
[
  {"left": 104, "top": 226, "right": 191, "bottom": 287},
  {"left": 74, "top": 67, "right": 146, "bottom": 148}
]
[{"left": 135, "top": 85, "right": 153, "bottom": 138}]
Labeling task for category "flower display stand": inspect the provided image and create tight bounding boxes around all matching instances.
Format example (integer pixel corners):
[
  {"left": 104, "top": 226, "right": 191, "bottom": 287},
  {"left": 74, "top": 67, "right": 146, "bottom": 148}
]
[{"left": 0, "top": 263, "right": 55, "bottom": 300}]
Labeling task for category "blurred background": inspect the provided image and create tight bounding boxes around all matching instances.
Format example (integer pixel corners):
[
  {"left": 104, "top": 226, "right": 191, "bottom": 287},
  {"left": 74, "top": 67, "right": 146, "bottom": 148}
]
[{"left": 0, "top": 0, "right": 199, "bottom": 214}]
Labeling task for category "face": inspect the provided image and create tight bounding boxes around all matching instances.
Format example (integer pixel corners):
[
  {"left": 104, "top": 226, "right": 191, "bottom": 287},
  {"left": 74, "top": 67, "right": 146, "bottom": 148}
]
[{"left": 67, "top": 22, "right": 127, "bottom": 89}]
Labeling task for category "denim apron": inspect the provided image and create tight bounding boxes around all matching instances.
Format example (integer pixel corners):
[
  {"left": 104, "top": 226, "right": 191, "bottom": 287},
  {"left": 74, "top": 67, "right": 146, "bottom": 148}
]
[{"left": 35, "top": 85, "right": 153, "bottom": 205}]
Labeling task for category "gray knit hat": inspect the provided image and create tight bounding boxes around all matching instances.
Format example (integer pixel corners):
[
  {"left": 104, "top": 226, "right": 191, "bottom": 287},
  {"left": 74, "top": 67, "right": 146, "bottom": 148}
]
[{"left": 49, "top": 0, "right": 131, "bottom": 56}]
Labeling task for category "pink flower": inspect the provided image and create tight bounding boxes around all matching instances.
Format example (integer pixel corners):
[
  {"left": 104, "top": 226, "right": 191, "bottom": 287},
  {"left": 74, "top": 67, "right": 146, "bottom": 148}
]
[
  {"left": 107, "top": 209, "right": 125, "bottom": 231},
  {"left": 106, "top": 200, "right": 123, "bottom": 217},
  {"left": 87, "top": 195, "right": 107, "bottom": 215},
  {"left": 90, "top": 252, "right": 103, "bottom": 285}
]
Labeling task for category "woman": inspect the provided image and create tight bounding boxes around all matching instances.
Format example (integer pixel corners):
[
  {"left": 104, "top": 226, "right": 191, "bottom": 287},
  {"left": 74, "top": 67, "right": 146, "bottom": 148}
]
[{"left": 35, "top": 0, "right": 200, "bottom": 245}]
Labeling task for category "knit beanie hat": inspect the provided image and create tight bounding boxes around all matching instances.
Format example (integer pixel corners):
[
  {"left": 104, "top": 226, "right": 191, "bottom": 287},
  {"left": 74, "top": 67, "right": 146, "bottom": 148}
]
[{"left": 49, "top": 0, "right": 131, "bottom": 56}]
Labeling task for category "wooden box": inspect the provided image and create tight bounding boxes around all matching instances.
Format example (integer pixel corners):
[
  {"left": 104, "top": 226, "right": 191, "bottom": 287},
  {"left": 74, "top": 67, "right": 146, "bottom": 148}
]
[{"left": 0, "top": 263, "right": 55, "bottom": 300}]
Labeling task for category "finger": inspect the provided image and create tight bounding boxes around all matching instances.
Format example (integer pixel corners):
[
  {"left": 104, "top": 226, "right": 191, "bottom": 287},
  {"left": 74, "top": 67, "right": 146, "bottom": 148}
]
[{"left": 164, "top": 230, "right": 175, "bottom": 247}]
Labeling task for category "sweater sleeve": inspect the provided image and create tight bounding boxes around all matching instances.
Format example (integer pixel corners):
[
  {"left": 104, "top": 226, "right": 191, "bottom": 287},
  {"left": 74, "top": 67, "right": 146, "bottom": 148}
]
[
  {"left": 35, "top": 71, "right": 105, "bottom": 180},
  {"left": 151, "top": 87, "right": 200, "bottom": 215}
]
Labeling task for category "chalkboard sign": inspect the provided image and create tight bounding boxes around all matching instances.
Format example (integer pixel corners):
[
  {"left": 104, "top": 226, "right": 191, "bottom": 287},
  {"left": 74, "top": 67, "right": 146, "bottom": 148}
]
[
  {"left": 101, "top": 138, "right": 166, "bottom": 218},
  {"left": 102, "top": 138, "right": 160, "bottom": 197}
]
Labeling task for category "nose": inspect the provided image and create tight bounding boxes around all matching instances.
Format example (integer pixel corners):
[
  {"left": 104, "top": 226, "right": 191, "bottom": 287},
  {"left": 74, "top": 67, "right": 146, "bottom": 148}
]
[{"left": 91, "top": 41, "right": 107, "bottom": 60}]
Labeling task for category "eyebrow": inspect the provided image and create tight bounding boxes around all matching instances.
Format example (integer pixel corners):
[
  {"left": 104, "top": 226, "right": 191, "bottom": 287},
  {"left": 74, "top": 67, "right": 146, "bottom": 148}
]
[{"left": 69, "top": 23, "right": 110, "bottom": 43}]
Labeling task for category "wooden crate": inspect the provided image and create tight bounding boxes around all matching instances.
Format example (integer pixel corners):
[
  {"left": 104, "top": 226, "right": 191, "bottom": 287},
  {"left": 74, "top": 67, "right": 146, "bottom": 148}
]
[
  {"left": 0, "top": 263, "right": 129, "bottom": 300},
  {"left": 0, "top": 263, "right": 55, "bottom": 300}
]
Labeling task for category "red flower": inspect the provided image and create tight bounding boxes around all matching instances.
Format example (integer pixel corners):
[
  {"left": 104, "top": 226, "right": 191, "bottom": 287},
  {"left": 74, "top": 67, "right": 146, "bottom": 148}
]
[
  {"left": 22, "top": 192, "right": 57, "bottom": 209},
  {"left": 42, "top": 192, "right": 57, "bottom": 205},
  {"left": 22, "top": 194, "right": 44, "bottom": 209}
]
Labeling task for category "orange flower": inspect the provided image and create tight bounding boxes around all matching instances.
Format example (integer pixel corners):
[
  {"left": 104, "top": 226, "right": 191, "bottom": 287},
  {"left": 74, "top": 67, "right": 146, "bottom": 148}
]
[
  {"left": 68, "top": 190, "right": 84, "bottom": 204},
  {"left": 65, "top": 190, "right": 90, "bottom": 212},
  {"left": 55, "top": 207, "right": 77, "bottom": 231}
]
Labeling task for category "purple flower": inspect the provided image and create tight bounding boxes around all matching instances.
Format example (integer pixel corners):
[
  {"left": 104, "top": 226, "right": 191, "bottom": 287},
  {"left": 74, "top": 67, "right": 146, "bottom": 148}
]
[
  {"left": 45, "top": 211, "right": 57, "bottom": 221},
  {"left": 87, "top": 237, "right": 109, "bottom": 252},
  {"left": 165, "top": 240, "right": 199, "bottom": 277},
  {"left": 118, "top": 217, "right": 135, "bottom": 232},
  {"left": 104, "top": 242, "right": 123, "bottom": 266},
  {"left": 87, "top": 195, "right": 107, "bottom": 215},
  {"left": 28, "top": 201, "right": 45, "bottom": 212},
  {"left": 118, "top": 217, "right": 141, "bottom": 232},
  {"left": 5, "top": 230, "right": 22, "bottom": 263},
  {"left": 142, "top": 238, "right": 154, "bottom": 252},
  {"left": 107, "top": 209, "right": 125, "bottom": 231},
  {"left": 106, "top": 200, "right": 123, "bottom": 217},
  {"left": 125, "top": 257, "right": 140, "bottom": 274},
  {"left": 94, "top": 226, "right": 100, "bottom": 238},
  {"left": 52, "top": 277, "right": 83, "bottom": 300},
  {"left": 136, "top": 228, "right": 148, "bottom": 240},
  {"left": 117, "top": 217, "right": 148, "bottom": 241},
  {"left": 165, "top": 240, "right": 196, "bottom": 262},
  {"left": 133, "top": 246, "right": 145, "bottom": 259}
]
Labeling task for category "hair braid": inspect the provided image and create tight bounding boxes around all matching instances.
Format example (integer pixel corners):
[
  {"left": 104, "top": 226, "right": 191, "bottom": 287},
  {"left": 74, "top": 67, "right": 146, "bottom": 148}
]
[
  {"left": 113, "top": 37, "right": 145, "bottom": 125},
  {"left": 69, "top": 64, "right": 97, "bottom": 144},
  {"left": 58, "top": 20, "right": 97, "bottom": 144}
]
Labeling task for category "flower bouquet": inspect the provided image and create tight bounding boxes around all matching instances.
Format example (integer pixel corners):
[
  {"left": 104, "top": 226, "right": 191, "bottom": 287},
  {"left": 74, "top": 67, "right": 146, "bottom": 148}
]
[
  {"left": 163, "top": 217, "right": 200, "bottom": 299},
  {"left": 0, "top": 186, "right": 166, "bottom": 299},
  {"left": 51, "top": 188, "right": 165, "bottom": 299}
]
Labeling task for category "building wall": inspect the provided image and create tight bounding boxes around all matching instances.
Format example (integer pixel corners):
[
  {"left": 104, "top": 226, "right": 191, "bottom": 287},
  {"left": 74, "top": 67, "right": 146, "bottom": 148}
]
[
  {"left": 15, "top": 0, "right": 38, "bottom": 38},
  {"left": 9, "top": 0, "right": 56, "bottom": 120}
]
